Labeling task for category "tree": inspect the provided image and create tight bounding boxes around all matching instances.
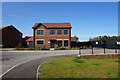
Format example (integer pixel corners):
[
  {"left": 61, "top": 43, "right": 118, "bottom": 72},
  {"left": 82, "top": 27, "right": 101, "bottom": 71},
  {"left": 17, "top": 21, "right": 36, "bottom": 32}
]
[
  {"left": 73, "top": 35, "right": 79, "bottom": 42},
  {"left": 89, "top": 37, "right": 93, "bottom": 41}
]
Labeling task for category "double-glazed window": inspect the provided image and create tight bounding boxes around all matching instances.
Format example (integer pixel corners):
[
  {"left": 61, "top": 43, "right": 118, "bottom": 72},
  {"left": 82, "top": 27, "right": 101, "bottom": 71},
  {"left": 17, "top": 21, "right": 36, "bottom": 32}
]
[
  {"left": 64, "top": 30, "right": 68, "bottom": 35},
  {"left": 64, "top": 40, "right": 68, "bottom": 47},
  {"left": 58, "top": 40, "right": 62, "bottom": 47},
  {"left": 37, "top": 30, "right": 44, "bottom": 35},
  {"left": 37, "top": 40, "right": 44, "bottom": 45},
  {"left": 50, "top": 30, "right": 55, "bottom": 35},
  {"left": 58, "top": 30, "right": 62, "bottom": 35}
]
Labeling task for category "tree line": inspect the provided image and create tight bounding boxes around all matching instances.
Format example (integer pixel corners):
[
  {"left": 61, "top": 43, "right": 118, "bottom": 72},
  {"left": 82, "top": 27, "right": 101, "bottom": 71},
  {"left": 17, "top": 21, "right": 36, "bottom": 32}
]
[{"left": 89, "top": 35, "right": 120, "bottom": 41}]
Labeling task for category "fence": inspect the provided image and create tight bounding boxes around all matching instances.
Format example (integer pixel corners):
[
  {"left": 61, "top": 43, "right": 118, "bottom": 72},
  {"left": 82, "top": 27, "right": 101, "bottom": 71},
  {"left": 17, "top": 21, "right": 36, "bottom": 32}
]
[{"left": 78, "top": 48, "right": 120, "bottom": 55}]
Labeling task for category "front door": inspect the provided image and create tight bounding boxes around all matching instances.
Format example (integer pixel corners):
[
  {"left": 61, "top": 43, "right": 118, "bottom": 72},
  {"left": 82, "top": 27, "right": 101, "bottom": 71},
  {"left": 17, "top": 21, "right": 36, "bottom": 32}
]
[{"left": 50, "top": 41, "right": 55, "bottom": 48}]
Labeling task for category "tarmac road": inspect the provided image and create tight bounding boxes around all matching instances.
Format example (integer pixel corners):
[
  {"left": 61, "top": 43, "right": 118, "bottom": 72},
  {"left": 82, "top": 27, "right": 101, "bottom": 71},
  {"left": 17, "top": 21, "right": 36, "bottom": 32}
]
[{"left": 2, "top": 54, "right": 77, "bottom": 79}]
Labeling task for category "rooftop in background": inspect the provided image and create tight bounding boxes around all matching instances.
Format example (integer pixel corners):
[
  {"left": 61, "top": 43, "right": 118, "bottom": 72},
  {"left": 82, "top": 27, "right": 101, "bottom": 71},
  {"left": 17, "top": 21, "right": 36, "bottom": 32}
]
[
  {"left": 0, "top": 25, "right": 23, "bottom": 34},
  {"left": 32, "top": 23, "right": 72, "bottom": 29},
  {"left": 71, "top": 37, "right": 77, "bottom": 42},
  {"left": 25, "top": 36, "right": 33, "bottom": 41}
]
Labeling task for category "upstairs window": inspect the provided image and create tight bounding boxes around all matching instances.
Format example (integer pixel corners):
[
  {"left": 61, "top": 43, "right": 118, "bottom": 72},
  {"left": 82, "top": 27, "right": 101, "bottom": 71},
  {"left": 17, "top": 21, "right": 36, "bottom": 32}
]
[
  {"left": 64, "top": 30, "right": 68, "bottom": 35},
  {"left": 58, "top": 30, "right": 62, "bottom": 35},
  {"left": 37, "top": 30, "right": 44, "bottom": 35},
  {"left": 50, "top": 30, "right": 55, "bottom": 35},
  {"left": 37, "top": 40, "right": 44, "bottom": 45}
]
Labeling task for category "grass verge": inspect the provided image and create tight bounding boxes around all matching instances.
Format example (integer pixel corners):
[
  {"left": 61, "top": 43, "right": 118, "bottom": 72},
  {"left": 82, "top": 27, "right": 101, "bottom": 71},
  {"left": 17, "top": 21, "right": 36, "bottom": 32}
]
[{"left": 39, "top": 57, "right": 119, "bottom": 78}]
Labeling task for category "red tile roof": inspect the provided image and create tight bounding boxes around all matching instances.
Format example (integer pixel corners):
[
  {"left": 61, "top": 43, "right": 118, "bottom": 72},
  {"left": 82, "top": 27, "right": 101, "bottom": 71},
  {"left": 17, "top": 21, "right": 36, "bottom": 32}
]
[
  {"left": 32, "top": 23, "right": 72, "bottom": 29},
  {"left": 26, "top": 36, "right": 33, "bottom": 41},
  {"left": 71, "top": 37, "right": 77, "bottom": 42}
]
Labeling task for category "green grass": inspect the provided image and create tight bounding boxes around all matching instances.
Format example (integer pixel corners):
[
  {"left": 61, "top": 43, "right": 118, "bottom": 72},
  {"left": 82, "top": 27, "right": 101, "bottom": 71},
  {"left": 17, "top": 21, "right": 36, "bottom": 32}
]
[{"left": 39, "top": 57, "right": 119, "bottom": 78}]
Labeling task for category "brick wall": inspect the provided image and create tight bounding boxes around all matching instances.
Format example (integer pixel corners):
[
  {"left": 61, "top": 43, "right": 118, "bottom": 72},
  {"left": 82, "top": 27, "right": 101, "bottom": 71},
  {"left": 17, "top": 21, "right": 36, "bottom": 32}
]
[{"left": 79, "top": 54, "right": 120, "bottom": 59}]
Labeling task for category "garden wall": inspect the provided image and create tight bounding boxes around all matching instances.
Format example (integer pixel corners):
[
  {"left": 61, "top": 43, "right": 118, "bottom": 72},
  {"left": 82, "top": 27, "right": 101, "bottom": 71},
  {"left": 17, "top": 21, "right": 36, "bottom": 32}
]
[{"left": 80, "top": 54, "right": 120, "bottom": 59}]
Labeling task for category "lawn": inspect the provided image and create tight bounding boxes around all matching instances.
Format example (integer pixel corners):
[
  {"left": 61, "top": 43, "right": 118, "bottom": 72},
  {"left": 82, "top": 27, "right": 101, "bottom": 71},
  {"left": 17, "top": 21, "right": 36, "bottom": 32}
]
[{"left": 39, "top": 57, "right": 119, "bottom": 79}]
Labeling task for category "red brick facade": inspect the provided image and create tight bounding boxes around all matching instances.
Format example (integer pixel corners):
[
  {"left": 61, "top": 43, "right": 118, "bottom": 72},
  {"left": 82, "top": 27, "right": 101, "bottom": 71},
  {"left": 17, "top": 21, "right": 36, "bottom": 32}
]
[{"left": 32, "top": 23, "right": 72, "bottom": 48}]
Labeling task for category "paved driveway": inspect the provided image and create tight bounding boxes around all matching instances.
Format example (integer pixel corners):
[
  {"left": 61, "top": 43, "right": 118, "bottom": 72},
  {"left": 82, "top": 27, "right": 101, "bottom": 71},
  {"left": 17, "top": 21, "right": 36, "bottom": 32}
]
[{"left": 0, "top": 49, "right": 119, "bottom": 78}]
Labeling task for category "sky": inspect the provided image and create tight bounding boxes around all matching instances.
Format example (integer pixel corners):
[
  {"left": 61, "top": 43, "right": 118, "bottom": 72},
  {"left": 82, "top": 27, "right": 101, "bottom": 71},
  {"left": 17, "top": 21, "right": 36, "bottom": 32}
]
[{"left": 2, "top": 2, "right": 118, "bottom": 41}]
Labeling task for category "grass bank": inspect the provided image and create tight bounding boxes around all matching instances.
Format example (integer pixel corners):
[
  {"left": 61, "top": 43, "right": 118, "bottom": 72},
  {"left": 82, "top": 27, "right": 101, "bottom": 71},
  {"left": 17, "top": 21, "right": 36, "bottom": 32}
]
[{"left": 39, "top": 57, "right": 119, "bottom": 78}]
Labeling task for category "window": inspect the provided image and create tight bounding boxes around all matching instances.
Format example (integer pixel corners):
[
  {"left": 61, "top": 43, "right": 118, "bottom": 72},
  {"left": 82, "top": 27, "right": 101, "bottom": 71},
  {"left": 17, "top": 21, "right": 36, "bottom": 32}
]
[
  {"left": 50, "top": 30, "right": 55, "bottom": 35},
  {"left": 64, "top": 30, "right": 68, "bottom": 35},
  {"left": 37, "top": 30, "right": 44, "bottom": 35},
  {"left": 64, "top": 40, "right": 68, "bottom": 47},
  {"left": 37, "top": 40, "right": 44, "bottom": 45},
  {"left": 58, "top": 30, "right": 62, "bottom": 35},
  {"left": 58, "top": 40, "right": 62, "bottom": 47}
]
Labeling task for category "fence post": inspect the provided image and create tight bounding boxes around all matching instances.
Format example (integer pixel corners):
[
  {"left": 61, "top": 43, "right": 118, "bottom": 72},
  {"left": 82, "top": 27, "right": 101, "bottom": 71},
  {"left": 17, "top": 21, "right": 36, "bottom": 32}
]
[
  {"left": 79, "top": 48, "right": 81, "bottom": 55},
  {"left": 104, "top": 47, "right": 105, "bottom": 54},
  {"left": 78, "top": 48, "right": 81, "bottom": 57},
  {"left": 92, "top": 47, "right": 93, "bottom": 55},
  {"left": 115, "top": 48, "right": 117, "bottom": 53}
]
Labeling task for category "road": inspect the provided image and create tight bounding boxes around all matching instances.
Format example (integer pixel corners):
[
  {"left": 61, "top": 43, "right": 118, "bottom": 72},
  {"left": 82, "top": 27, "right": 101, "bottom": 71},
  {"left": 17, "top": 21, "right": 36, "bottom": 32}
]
[{"left": 0, "top": 49, "right": 119, "bottom": 79}]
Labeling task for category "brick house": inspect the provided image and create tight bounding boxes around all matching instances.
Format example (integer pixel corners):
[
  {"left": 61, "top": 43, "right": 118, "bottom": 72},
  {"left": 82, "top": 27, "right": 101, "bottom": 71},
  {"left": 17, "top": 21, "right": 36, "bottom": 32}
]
[
  {"left": 0, "top": 25, "right": 23, "bottom": 48},
  {"left": 32, "top": 23, "right": 72, "bottom": 48},
  {"left": 22, "top": 36, "right": 33, "bottom": 48}
]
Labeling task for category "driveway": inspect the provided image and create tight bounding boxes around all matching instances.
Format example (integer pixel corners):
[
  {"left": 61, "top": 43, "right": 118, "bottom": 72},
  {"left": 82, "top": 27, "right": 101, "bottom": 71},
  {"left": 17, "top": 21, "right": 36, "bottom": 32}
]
[{"left": 0, "top": 49, "right": 119, "bottom": 79}]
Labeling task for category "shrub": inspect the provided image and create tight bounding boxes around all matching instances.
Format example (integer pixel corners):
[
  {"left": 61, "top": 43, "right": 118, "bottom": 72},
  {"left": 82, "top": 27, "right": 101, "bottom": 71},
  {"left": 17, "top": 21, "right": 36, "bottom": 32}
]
[
  {"left": 80, "top": 46, "right": 83, "bottom": 49},
  {"left": 68, "top": 46, "right": 71, "bottom": 49},
  {"left": 55, "top": 46, "right": 59, "bottom": 50},
  {"left": 35, "top": 47, "right": 41, "bottom": 50},
  {"left": 89, "top": 46, "right": 92, "bottom": 49},
  {"left": 72, "top": 47, "right": 80, "bottom": 50},
  {"left": 83, "top": 46, "right": 87, "bottom": 49},
  {"left": 41, "top": 47, "right": 50, "bottom": 50},
  {"left": 28, "top": 48, "right": 35, "bottom": 50}
]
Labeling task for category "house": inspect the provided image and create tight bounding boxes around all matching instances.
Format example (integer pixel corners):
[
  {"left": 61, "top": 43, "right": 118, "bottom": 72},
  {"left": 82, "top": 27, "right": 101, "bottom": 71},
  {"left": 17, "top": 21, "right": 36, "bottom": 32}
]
[
  {"left": 22, "top": 36, "right": 33, "bottom": 48},
  {"left": 32, "top": 23, "right": 72, "bottom": 48},
  {"left": 71, "top": 37, "right": 77, "bottom": 47},
  {"left": 0, "top": 25, "right": 23, "bottom": 48}
]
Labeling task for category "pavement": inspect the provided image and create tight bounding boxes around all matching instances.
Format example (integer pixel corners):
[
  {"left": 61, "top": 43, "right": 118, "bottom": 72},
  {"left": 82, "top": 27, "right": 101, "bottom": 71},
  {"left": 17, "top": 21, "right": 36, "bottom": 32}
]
[{"left": 0, "top": 49, "right": 119, "bottom": 79}]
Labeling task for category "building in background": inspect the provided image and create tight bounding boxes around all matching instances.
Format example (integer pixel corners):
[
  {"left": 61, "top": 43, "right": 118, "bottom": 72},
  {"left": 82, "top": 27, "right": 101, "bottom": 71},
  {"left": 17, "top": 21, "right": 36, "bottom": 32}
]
[
  {"left": 0, "top": 25, "right": 23, "bottom": 48},
  {"left": 71, "top": 37, "right": 77, "bottom": 47},
  {"left": 32, "top": 23, "right": 72, "bottom": 48}
]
